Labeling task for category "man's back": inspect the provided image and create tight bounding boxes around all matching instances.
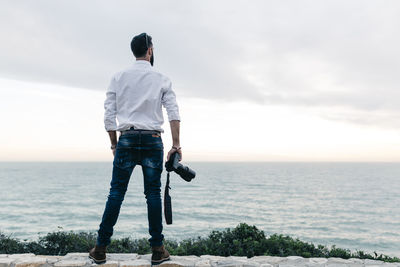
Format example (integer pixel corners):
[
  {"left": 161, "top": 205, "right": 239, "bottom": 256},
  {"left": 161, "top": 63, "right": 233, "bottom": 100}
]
[
  {"left": 104, "top": 60, "right": 180, "bottom": 133},
  {"left": 92, "top": 32, "right": 180, "bottom": 265}
]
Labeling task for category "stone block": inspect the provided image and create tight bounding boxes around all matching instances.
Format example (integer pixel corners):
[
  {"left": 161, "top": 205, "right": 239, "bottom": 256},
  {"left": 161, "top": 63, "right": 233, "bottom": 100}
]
[
  {"left": 308, "top": 258, "right": 328, "bottom": 265},
  {"left": 168, "top": 256, "right": 198, "bottom": 267},
  {"left": 107, "top": 254, "right": 139, "bottom": 261},
  {"left": 209, "top": 259, "right": 244, "bottom": 267},
  {"left": 54, "top": 259, "right": 90, "bottom": 267},
  {"left": 263, "top": 257, "right": 288, "bottom": 265},
  {"left": 327, "top": 258, "right": 352, "bottom": 264},
  {"left": 286, "top": 257, "right": 305, "bottom": 262},
  {"left": 90, "top": 260, "right": 118, "bottom": 267},
  {"left": 158, "top": 261, "right": 186, "bottom": 267},
  {"left": 137, "top": 254, "right": 152, "bottom": 262},
  {"left": 364, "top": 260, "right": 384, "bottom": 265},
  {"left": 15, "top": 256, "right": 48, "bottom": 267},
  {"left": 120, "top": 259, "right": 151, "bottom": 267},
  {"left": 65, "top": 254, "right": 88, "bottom": 258},
  {"left": 9, "top": 254, "right": 35, "bottom": 259},
  {"left": 243, "top": 262, "right": 260, "bottom": 267},
  {"left": 248, "top": 256, "right": 284, "bottom": 265},
  {"left": 178, "top": 256, "right": 201, "bottom": 261},
  {"left": 38, "top": 256, "right": 62, "bottom": 264},
  {"left": 326, "top": 264, "right": 350, "bottom": 267},
  {"left": 382, "top": 263, "right": 400, "bottom": 267},
  {"left": 278, "top": 264, "right": 301, "bottom": 267},
  {"left": 200, "top": 256, "right": 227, "bottom": 261},
  {"left": 0, "top": 258, "right": 15, "bottom": 267},
  {"left": 226, "top": 257, "right": 247, "bottom": 261},
  {"left": 195, "top": 260, "right": 211, "bottom": 267},
  {"left": 348, "top": 258, "right": 363, "bottom": 264}
]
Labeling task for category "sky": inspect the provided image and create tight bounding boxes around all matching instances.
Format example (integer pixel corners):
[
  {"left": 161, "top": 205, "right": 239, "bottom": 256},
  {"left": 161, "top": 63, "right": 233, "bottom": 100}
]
[{"left": 0, "top": 0, "right": 399, "bottom": 162}]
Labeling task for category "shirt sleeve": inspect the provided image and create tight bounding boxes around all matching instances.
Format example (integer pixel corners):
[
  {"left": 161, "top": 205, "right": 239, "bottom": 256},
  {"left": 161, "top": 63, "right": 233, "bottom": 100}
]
[
  {"left": 161, "top": 78, "right": 181, "bottom": 121},
  {"left": 103, "top": 76, "right": 118, "bottom": 131}
]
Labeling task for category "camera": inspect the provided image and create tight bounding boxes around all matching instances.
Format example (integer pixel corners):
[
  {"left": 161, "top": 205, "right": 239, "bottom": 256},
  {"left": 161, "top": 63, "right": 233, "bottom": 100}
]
[
  {"left": 163, "top": 151, "right": 196, "bottom": 225},
  {"left": 165, "top": 151, "right": 196, "bottom": 181}
]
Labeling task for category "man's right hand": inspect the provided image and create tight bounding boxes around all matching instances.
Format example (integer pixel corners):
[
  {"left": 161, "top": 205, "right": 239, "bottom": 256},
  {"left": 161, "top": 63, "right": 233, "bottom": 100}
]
[{"left": 167, "top": 147, "right": 182, "bottom": 162}]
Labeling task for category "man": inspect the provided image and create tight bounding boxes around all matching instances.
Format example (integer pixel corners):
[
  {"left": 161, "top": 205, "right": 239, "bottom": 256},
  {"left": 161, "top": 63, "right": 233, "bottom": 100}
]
[{"left": 89, "top": 32, "right": 182, "bottom": 265}]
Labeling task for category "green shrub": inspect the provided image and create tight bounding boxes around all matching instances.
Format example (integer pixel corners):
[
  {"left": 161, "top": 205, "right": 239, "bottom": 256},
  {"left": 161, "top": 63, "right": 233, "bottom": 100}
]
[
  {"left": 0, "top": 223, "right": 399, "bottom": 263},
  {"left": 0, "top": 233, "right": 25, "bottom": 254},
  {"left": 264, "top": 233, "right": 319, "bottom": 257},
  {"left": 206, "top": 223, "right": 267, "bottom": 257}
]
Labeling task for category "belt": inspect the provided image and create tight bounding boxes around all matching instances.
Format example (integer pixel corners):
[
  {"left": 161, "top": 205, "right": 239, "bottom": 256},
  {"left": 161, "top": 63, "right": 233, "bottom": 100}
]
[{"left": 120, "top": 126, "right": 161, "bottom": 136}]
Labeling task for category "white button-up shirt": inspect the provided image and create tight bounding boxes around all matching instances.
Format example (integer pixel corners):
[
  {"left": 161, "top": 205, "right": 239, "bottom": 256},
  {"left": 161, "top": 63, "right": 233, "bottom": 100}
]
[{"left": 104, "top": 60, "right": 181, "bottom": 133}]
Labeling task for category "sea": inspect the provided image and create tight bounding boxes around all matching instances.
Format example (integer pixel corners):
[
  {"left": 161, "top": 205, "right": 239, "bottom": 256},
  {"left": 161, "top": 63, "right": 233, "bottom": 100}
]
[{"left": 0, "top": 162, "right": 399, "bottom": 257}]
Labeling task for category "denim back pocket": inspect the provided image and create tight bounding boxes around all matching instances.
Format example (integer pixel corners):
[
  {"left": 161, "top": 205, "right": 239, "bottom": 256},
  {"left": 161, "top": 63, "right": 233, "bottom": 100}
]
[
  {"left": 113, "top": 148, "right": 134, "bottom": 169},
  {"left": 142, "top": 133, "right": 163, "bottom": 145},
  {"left": 141, "top": 148, "right": 164, "bottom": 170}
]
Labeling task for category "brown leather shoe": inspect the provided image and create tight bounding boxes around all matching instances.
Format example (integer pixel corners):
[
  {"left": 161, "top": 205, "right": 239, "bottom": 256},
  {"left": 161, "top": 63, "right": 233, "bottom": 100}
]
[
  {"left": 89, "top": 245, "right": 107, "bottom": 264},
  {"left": 151, "top": 244, "right": 170, "bottom": 265}
]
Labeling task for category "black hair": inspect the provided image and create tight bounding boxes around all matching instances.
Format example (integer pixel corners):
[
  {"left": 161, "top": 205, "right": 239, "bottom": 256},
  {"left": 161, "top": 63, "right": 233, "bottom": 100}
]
[{"left": 130, "top": 32, "right": 153, "bottom": 58}]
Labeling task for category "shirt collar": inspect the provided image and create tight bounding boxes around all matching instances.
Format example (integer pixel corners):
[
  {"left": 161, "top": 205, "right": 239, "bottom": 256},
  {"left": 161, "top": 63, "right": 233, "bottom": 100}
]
[{"left": 134, "top": 60, "right": 151, "bottom": 67}]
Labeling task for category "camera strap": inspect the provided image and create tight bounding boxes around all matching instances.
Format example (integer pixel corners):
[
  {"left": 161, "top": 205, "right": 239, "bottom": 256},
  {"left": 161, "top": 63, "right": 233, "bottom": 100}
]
[{"left": 163, "top": 171, "right": 173, "bottom": 225}]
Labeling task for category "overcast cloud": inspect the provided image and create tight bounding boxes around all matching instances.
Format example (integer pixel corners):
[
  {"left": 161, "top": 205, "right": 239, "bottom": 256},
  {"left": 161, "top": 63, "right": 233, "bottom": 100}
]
[{"left": 1, "top": 0, "right": 399, "bottom": 128}]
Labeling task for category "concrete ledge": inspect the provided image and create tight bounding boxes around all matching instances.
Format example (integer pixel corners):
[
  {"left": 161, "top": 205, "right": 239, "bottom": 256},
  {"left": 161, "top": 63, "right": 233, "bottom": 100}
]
[{"left": 0, "top": 254, "right": 398, "bottom": 267}]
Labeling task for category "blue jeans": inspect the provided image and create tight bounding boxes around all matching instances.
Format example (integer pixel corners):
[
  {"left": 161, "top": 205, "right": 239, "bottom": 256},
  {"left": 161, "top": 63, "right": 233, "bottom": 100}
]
[{"left": 97, "top": 131, "right": 165, "bottom": 247}]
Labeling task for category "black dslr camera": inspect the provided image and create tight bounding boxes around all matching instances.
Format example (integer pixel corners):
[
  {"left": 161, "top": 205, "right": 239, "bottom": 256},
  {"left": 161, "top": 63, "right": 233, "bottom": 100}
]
[
  {"left": 163, "top": 151, "right": 196, "bottom": 225},
  {"left": 165, "top": 151, "right": 196, "bottom": 181}
]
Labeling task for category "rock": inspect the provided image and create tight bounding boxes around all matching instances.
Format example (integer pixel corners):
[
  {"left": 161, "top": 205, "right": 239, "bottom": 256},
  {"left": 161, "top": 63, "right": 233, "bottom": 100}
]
[
  {"left": 364, "top": 260, "right": 384, "bottom": 265},
  {"left": 243, "top": 262, "right": 260, "bottom": 267},
  {"left": 137, "top": 254, "right": 152, "bottom": 262},
  {"left": 248, "top": 256, "right": 284, "bottom": 266},
  {"left": 158, "top": 261, "right": 186, "bottom": 267},
  {"left": 54, "top": 259, "right": 90, "bottom": 267},
  {"left": 107, "top": 254, "right": 139, "bottom": 261},
  {"left": 382, "top": 263, "right": 400, "bottom": 267},
  {"left": 39, "top": 256, "right": 62, "bottom": 265},
  {"left": 2, "top": 254, "right": 398, "bottom": 267},
  {"left": 15, "top": 256, "right": 48, "bottom": 267},
  {"left": 280, "top": 256, "right": 306, "bottom": 267},
  {"left": 327, "top": 257, "right": 352, "bottom": 264},
  {"left": 0, "top": 258, "right": 15, "bottom": 267},
  {"left": 226, "top": 257, "right": 248, "bottom": 261},
  {"left": 64, "top": 254, "right": 88, "bottom": 258},
  {"left": 9, "top": 254, "right": 35, "bottom": 259},
  {"left": 326, "top": 264, "right": 349, "bottom": 267},
  {"left": 348, "top": 258, "right": 363, "bottom": 264},
  {"left": 209, "top": 259, "right": 245, "bottom": 267},
  {"left": 91, "top": 260, "right": 118, "bottom": 267},
  {"left": 278, "top": 264, "right": 300, "bottom": 267},
  {"left": 120, "top": 259, "right": 151, "bottom": 267},
  {"left": 168, "top": 256, "right": 198, "bottom": 267},
  {"left": 200, "top": 256, "right": 228, "bottom": 261},
  {"left": 308, "top": 258, "right": 328, "bottom": 265},
  {"left": 195, "top": 260, "right": 211, "bottom": 267},
  {"left": 286, "top": 257, "right": 304, "bottom": 262}
]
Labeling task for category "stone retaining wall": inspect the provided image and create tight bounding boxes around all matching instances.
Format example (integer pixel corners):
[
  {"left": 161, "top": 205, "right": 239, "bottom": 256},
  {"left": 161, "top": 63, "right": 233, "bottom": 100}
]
[{"left": 0, "top": 253, "right": 399, "bottom": 267}]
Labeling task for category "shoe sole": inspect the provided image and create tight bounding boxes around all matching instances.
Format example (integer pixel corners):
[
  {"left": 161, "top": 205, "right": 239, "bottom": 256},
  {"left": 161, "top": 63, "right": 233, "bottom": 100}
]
[
  {"left": 151, "top": 256, "right": 171, "bottom": 265},
  {"left": 89, "top": 255, "right": 107, "bottom": 264}
]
